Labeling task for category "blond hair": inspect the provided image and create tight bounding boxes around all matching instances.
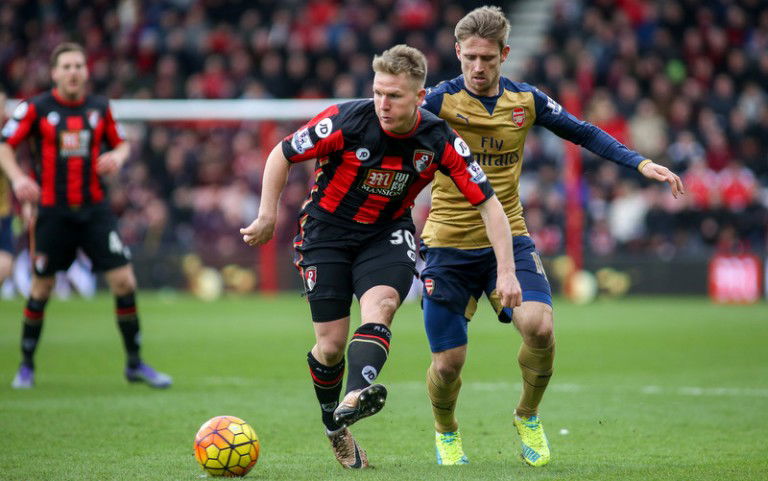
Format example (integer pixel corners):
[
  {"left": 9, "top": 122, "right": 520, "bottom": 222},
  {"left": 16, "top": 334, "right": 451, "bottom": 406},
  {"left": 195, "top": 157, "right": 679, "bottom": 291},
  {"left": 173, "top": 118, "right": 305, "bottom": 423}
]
[
  {"left": 50, "top": 42, "right": 86, "bottom": 68},
  {"left": 372, "top": 44, "right": 427, "bottom": 89},
  {"left": 454, "top": 6, "right": 510, "bottom": 51}
]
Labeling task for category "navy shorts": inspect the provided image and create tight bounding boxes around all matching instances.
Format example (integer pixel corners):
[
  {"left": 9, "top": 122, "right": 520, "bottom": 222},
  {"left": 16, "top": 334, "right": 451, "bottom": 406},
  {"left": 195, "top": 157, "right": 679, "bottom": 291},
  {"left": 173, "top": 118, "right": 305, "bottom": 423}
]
[
  {"left": 421, "top": 236, "right": 552, "bottom": 351},
  {"left": 421, "top": 235, "right": 551, "bottom": 323},
  {"left": 0, "top": 215, "right": 12, "bottom": 253}
]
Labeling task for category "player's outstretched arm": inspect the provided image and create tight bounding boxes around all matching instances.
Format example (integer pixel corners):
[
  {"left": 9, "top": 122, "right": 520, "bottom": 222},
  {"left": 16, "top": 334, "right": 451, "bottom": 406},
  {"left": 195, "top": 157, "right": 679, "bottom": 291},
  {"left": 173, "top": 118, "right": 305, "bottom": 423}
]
[
  {"left": 477, "top": 195, "right": 522, "bottom": 307},
  {"left": 0, "top": 142, "right": 39, "bottom": 202},
  {"left": 531, "top": 88, "right": 685, "bottom": 199},
  {"left": 240, "top": 143, "right": 292, "bottom": 246},
  {"left": 639, "top": 160, "right": 685, "bottom": 198}
]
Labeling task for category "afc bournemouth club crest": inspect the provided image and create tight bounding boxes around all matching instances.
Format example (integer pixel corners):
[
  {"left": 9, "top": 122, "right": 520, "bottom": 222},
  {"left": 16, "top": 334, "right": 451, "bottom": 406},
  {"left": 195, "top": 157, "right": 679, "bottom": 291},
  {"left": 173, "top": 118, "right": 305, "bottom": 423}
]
[
  {"left": 88, "top": 110, "right": 100, "bottom": 129},
  {"left": 512, "top": 106, "right": 526, "bottom": 127},
  {"left": 304, "top": 266, "right": 317, "bottom": 292},
  {"left": 424, "top": 278, "right": 434, "bottom": 296},
  {"left": 413, "top": 149, "right": 434, "bottom": 173}
]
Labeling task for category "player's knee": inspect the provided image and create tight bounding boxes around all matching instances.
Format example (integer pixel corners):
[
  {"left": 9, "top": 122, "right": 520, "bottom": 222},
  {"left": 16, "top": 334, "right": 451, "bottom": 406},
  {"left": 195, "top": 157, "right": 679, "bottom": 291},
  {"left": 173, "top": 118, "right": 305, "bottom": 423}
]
[
  {"left": 30, "top": 276, "right": 55, "bottom": 299},
  {"left": 525, "top": 320, "right": 554, "bottom": 347},
  {"left": 315, "top": 338, "right": 346, "bottom": 365},
  {"left": 362, "top": 292, "right": 400, "bottom": 324},
  {"left": 107, "top": 268, "right": 136, "bottom": 295},
  {"left": 112, "top": 280, "right": 136, "bottom": 296},
  {"left": 377, "top": 295, "right": 399, "bottom": 318},
  {"left": 517, "top": 305, "right": 554, "bottom": 347},
  {"left": 432, "top": 357, "right": 463, "bottom": 383},
  {"left": 531, "top": 325, "right": 555, "bottom": 347}
]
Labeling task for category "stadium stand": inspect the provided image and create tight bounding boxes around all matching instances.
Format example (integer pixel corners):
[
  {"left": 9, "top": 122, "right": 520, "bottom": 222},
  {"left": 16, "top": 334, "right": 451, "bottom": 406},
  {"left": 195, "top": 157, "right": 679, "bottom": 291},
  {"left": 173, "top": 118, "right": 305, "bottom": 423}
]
[
  {"left": 522, "top": 0, "right": 767, "bottom": 260},
  {"left": 0, "top": 0, "right": 765, "bottom": 291}
]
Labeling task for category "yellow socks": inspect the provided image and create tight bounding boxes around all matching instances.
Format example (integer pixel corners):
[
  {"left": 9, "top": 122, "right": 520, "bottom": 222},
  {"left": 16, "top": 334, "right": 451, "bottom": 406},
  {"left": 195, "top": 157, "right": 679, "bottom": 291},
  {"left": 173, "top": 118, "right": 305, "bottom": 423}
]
[
  {"left": 427, "top": 364, "right": 462, "bottom": 433},
  {"left": 516, "top": 341, "right": 555, "bottom": 418}
]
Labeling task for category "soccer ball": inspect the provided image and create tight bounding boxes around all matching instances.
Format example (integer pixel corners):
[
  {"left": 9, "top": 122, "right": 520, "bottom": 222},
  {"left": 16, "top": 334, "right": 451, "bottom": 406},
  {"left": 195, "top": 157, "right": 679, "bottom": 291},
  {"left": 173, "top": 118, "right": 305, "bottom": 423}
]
[{"left": 193, "top": 415, "right": 260, "bottom": 477}]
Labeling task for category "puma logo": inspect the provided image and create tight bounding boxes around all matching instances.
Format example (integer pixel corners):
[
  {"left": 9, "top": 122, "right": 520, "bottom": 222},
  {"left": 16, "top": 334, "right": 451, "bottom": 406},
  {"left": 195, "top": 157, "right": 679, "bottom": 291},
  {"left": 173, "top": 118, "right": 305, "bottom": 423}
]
[{"left": 456, "top": 113, "right": 470, "bottom": 125}]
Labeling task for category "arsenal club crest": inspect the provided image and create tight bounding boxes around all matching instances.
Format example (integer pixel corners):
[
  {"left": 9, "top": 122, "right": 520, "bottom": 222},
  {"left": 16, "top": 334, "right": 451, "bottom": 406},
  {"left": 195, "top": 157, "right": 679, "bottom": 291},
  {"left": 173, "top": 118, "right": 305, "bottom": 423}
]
[
  {"left": 304, "top": 266, "right": 317, "bottom": 292},
  {"left": 512, "top": 106, "right": 526, "bottom": 127},
  {"left": 424, "top": 278, "right": 434, "bottom": 296},
  {"left": 413, "top": 149, "right": 434, "bottom": 173}
]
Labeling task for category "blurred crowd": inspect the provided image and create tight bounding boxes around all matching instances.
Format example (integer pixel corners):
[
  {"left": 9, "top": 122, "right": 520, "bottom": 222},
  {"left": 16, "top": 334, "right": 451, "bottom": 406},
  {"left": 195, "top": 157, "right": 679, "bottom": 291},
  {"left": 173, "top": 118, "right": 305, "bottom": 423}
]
[
  {"left": 521, "top": 0, "right": 767, "bottom": 258},
  {"left": 1, "top": 0, "right": 482, "bottom": 100},
  {"left": 1, "top": 0, "right": 766, "bottom": 288}
]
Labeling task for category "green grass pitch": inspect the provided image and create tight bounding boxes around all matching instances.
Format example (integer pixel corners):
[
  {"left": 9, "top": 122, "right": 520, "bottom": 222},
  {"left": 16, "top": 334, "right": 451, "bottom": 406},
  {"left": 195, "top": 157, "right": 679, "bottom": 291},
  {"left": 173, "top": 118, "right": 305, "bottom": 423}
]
[{"left": 1, "top": 293, "right": 766, "bottom": 480}]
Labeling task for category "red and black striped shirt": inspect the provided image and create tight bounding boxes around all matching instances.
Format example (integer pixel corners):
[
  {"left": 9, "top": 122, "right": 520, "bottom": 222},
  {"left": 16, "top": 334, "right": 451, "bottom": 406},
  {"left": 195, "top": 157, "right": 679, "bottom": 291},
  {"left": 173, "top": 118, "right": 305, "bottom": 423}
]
[
  {"left": 0, "top": 89, "right": 125, "bottom": 207},
  {"left": 282, "top": 100, "right": 494, "bottom": 229}
]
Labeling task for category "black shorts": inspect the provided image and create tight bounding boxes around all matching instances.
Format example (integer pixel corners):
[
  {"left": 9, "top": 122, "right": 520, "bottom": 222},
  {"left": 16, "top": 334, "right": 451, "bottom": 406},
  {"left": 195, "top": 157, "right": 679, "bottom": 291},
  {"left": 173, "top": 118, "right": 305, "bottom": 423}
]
[
  {"left": 33, "top": 205, "right": 130, "bottom": 276},
  {"left": 293, "top": 215, "right": 417, "bottom": 320}
]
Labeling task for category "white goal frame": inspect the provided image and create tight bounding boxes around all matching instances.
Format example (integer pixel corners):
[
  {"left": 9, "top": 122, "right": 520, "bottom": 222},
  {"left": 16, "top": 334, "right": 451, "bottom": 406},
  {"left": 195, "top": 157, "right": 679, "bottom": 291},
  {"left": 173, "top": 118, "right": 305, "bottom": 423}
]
[{"left": 7, "top": 99, "right": 349, "bottom": 122}]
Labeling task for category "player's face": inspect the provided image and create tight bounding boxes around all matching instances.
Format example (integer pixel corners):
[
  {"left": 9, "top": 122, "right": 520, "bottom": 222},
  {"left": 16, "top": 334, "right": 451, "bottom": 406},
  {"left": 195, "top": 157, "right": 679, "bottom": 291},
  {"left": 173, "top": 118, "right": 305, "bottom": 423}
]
[
  {"left": 373, "top": 72, "right": 426, "bottom": 134},
  {"left": 456, "top": 36, "right": 510, "bottom": 97},
  {"left": 52, "top": 51, "right": 89, "bottom": 100}
]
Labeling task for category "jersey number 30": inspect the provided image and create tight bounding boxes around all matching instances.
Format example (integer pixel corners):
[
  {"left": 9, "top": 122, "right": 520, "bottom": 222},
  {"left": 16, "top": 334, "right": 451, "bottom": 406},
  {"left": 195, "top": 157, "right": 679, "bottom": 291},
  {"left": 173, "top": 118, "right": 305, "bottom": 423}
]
[{"left": 390, "top": 229, "right": 416, "bottom": 261}]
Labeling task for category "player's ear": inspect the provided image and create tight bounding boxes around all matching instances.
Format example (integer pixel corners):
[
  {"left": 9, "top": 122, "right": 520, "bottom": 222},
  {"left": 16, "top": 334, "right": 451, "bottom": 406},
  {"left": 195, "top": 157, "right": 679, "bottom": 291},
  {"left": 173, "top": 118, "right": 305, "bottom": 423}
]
[
  {"left": 416, "top": 87, "right": 426, "bottom": 105},
  {"left": 455, "top": 42, "right": 461, "bottom": 60},
  {"left": 500, "top": 45, "right": 511, "bottom": 63}
]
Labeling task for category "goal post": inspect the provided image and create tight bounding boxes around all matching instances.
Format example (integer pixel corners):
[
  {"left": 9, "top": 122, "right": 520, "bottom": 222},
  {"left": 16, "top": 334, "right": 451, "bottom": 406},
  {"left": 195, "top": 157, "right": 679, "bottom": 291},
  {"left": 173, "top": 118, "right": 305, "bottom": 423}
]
[
  {"left": 6, "top": 98, "right": 346, "bottom": 121},
  {"left": 110, "top": 98, "right": 346, "bottom": 121}
]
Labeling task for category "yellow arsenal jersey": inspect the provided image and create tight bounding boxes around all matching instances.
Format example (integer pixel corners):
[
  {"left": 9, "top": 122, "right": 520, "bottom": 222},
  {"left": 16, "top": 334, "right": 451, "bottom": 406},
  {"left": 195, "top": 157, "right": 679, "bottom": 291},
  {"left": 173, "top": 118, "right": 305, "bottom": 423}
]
[{"left": 421, "top": 75, "right": 646, "bottom": 248}]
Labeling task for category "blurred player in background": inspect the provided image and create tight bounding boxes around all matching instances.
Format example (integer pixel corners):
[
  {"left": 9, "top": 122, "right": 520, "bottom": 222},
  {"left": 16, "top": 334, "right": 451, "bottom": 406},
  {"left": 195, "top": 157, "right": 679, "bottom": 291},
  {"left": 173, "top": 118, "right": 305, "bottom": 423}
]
[
  {"left": 420, "top": 6, "right": 685, "bottom": 467},
  {"left": 0, "top": 42, "right": 171, "bottom": 390},
  {"left": 241, "top": 44, "right": 521, "bottom": 469}
]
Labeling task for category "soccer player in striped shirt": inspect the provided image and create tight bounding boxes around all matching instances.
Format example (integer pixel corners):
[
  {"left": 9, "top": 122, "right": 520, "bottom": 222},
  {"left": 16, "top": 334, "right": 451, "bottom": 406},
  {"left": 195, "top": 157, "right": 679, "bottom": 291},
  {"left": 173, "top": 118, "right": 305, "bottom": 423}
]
[
  {"left": 0, "top": 43, "right": 171, "bottom": 390},
  {"left": 421, "top": 6, "right": 684, "bottom": 467},
  {"left": 241, "top": 44, "right": 522, "bottom": 469}
]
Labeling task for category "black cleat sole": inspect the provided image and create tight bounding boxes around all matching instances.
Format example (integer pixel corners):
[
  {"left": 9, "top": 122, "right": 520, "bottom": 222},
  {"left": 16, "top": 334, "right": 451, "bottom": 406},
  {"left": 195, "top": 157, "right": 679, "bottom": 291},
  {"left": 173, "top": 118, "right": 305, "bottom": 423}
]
[{"left": 334, "top": 384, "right": 388, "bottom": 427}]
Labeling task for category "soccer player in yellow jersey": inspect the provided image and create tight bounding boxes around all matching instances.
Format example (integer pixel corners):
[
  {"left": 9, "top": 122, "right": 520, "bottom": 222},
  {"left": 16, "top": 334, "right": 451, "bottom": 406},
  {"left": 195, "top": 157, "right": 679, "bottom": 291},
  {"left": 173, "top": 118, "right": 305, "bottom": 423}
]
[{"left": 420, "top": 6, "right": 684, "bottom": 467}]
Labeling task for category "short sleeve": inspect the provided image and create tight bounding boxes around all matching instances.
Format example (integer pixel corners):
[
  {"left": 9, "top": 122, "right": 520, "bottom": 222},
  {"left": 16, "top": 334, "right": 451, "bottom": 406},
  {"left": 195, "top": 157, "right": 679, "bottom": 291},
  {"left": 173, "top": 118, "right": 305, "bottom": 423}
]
[
  {"left": 438, "top": 129, "right": 495, "bottom": 206},
  {"left": 104, "top": 104, "right": 126, "bottom": 148},
  {"left": 281, "top": 104, "right": 345, "bottom": 163},
  {"left": 1, "top": 100, "right": 38, "bottom": 148}
]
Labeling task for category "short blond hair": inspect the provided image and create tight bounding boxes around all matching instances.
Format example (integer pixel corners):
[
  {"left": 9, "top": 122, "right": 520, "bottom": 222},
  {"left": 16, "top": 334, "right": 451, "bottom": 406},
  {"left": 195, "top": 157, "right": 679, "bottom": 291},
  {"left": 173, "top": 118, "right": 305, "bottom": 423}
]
[
  {"left": 455, "top": 6, "right": 510, "bottom": 51},
  {"left": 372, "top": 44, "right": 427, "bottom": 89}
]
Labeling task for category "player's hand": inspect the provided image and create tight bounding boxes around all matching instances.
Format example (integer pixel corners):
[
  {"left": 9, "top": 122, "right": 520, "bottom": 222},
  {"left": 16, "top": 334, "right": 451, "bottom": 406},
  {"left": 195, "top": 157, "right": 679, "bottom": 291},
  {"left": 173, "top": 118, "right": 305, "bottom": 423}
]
[
  {"left": 496, "top": 268, "right": 523, "bottom": 308},
  {"left": 640, "top": 161, "right": 685, "bottom": 199},
  {"left": 96, "top": 151, "right": 125, "bottom": 174},
  {"left": 240, "top": 216, "right": 276, "bottom": 246},
  {"left": 11, "top": 175, "right": 40, "bottom": 203}
]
